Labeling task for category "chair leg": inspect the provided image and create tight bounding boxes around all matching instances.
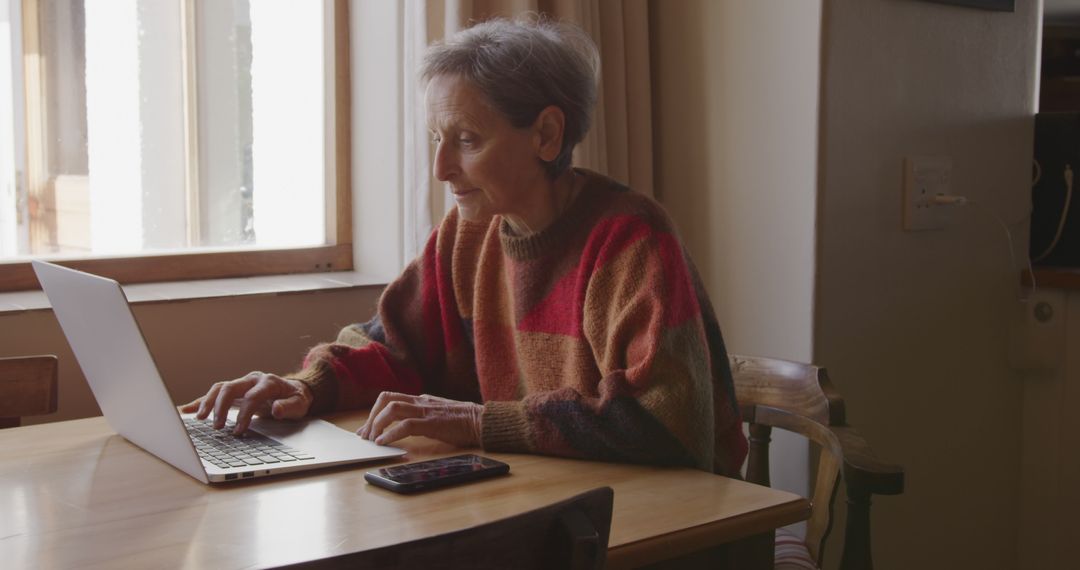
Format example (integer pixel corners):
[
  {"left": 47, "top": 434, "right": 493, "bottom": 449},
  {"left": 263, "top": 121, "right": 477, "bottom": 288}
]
[{"left": 839, "top": 486, "right": 873, "bottom": 570}]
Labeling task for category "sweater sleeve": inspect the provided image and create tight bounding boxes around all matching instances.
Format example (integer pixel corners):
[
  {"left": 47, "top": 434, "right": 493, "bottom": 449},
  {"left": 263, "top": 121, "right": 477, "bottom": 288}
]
[
  {"left": 292, "top": 215, "right": 484, "bottom": 414},
  {"left": 481, "top": 217, "right": 747, "bottom": 475}
]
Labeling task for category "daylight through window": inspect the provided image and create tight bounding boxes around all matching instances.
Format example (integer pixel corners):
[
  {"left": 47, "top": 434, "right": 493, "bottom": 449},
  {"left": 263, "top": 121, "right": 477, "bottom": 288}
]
[{"left": 0, "top": 0, "right": 330, "bottom": 261}]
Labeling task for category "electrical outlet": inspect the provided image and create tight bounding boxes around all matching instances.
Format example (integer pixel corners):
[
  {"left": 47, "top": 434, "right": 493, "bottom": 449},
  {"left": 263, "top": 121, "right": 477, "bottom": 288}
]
[{"left": 903, "top": 156, "right": 952, "bottom": 231}]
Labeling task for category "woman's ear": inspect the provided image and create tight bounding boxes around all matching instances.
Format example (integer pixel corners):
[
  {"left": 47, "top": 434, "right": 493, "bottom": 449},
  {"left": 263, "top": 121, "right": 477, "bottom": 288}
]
[{"left": 533, "top": 105, "right": 566, "bottom": 163}]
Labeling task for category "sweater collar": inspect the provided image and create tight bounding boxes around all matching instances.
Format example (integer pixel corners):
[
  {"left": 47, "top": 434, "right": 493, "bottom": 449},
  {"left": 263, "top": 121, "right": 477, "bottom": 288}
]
[{"left": 499, "top": 168, "right": 604, "bottom": 260}]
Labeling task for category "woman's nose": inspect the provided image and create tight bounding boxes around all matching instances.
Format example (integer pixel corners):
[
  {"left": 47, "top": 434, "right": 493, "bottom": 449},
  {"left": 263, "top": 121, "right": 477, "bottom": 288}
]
[{"left": 432, "top": 142, "right": 458, "bottom": 182}]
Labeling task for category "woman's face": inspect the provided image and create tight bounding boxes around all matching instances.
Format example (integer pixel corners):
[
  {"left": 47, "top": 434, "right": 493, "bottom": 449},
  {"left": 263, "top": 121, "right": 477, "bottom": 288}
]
[{"left": 426, "top": 74, "right": 551, "bottom": 224}]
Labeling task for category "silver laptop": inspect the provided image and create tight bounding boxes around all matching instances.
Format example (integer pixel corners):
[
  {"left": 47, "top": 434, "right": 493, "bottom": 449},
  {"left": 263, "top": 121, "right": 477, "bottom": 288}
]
[{"left": 33, "top": 260, "right": 405, "bottom": 484}]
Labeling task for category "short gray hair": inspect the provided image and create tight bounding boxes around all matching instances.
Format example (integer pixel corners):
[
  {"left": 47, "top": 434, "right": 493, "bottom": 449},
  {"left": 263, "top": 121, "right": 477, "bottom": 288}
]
[{"left": 421, "top": 17, "right": 599, "bottom": 178}]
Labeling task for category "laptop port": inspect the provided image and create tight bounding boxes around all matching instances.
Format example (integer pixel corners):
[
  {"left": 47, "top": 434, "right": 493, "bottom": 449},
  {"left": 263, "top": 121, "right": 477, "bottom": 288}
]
[
  {"left": 243, "top": 472, "right": 254, "bottom": 478},
  {"left": 225, "top": 473, "right": 238, "bottom": 481}
]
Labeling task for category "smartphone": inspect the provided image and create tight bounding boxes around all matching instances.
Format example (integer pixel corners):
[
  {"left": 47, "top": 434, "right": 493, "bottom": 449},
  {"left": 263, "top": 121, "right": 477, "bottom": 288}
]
[{"left": 364, "top": 454, "right": 510, "bottom": 494}]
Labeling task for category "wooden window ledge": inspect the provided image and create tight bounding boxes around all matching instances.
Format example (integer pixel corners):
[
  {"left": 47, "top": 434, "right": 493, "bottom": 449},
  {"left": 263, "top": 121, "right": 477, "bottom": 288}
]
[{"left": 0, "top": 271, "right": 388, "bottom": 314}]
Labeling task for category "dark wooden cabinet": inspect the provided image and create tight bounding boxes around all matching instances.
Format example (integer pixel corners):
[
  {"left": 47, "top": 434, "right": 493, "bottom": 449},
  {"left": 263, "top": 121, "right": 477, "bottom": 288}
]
[{"left": 1042, "top": 25, "right": 1080, "bottom": 113}]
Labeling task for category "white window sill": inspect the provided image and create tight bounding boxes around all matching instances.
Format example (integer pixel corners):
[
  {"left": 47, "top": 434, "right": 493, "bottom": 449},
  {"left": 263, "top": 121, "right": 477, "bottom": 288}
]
[{"left": 0, "top": 271, "right": 389, "bottom": 314}]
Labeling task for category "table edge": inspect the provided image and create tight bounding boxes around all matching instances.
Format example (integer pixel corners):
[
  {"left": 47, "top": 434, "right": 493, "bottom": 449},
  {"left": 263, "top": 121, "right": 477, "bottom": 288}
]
[{"left": 605, "top": 496, "right": 811, "bottom": 569}]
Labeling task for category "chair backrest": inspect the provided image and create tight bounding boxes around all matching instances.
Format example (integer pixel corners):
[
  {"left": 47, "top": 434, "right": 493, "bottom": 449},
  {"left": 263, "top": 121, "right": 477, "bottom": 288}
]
[
  {"left": 277, "top": 486, "right": 615, "bottom": 570},
  {"left": 730, "top": 354, "right": 832, "bottom": 425},
  {"left": 730, "top": 354, "right": 903, "bottom": 570},
  {"left": 0, "top": 355, "right": 59, "bottom": 428}
]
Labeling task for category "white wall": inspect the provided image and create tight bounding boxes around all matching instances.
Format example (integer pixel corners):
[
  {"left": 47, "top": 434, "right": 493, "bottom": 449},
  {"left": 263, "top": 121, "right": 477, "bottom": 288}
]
[
  {"left": 651, "top": 0, "right": 821, "bottom": 510},
  {"left": 816, "top": 0, "right": 1040, "bottom": 568},
  {"left": 0, "top": 0, "right": 19, "bottom": 257},
  {"left": 351, "top": 1, "right": 406, "bottom": 278}
]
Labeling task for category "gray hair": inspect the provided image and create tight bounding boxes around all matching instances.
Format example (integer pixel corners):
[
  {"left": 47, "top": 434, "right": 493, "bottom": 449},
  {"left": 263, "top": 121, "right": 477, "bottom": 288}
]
[{"left": 421, "top": 17, "right": 599, "bottom": 178}]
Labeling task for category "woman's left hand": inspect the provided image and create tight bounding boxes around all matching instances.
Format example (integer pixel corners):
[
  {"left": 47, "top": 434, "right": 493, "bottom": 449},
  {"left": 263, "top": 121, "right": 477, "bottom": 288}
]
[{"left": 358, "top": 392, "right": 483, "bottom": 448}]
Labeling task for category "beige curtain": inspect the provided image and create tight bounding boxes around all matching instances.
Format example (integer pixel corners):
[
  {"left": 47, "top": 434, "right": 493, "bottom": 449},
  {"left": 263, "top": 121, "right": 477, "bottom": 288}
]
[{"left": 406, "top": 0, "right": 655, "bottom": 242}]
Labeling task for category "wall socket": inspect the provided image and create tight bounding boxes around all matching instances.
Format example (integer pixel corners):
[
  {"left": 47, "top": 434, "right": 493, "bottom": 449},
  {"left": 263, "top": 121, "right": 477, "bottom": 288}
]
[{"left": 903, "top": 156, "right": 952, "bottom": 231}]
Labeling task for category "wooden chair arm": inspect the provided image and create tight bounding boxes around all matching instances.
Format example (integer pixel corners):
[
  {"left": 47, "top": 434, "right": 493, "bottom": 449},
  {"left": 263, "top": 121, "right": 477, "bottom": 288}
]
[
  {"left": 816, "top": 369, "right": 903, "bottom": 494},
  {"left": 832, "top": 425, "right": 904, "bottom": 497},
  {"left": 832, "top": 424, "right": 904, "bottom": 570}
]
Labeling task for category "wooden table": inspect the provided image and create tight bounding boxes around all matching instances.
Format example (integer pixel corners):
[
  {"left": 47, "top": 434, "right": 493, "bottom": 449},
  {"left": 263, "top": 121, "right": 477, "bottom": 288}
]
[{"left": 0, "top": 412, "right": 809, "bottom": 569}]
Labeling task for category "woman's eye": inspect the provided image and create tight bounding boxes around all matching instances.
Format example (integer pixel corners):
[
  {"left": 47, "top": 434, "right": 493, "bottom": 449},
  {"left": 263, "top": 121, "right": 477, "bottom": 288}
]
[
  {"left": 431, "top": 135, "right": 442, "bottom": 145},
  {"left": 458, "top": 135, "right": 476, "bottom": 147}
]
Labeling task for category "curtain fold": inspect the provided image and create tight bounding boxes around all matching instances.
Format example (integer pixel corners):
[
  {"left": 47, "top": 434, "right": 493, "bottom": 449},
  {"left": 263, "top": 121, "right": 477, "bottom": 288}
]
[
  {"left": 402, "top": 0, "right": 432, "bottom": 266},
  {"left": 403, "top": 0, "right": 654, "bottom": 258}
]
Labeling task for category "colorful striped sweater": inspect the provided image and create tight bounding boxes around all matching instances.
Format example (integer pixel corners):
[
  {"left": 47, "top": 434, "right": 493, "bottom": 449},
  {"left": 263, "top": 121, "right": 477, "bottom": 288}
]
[{"left": 297, "top": 169, "right": 747, "bottom": 476}]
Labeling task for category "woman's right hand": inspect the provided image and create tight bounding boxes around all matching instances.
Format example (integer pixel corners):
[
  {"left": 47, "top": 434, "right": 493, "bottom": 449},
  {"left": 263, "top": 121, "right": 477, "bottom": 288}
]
[{"left": 179, "top": 372, "right": 313, "bottom": 435}]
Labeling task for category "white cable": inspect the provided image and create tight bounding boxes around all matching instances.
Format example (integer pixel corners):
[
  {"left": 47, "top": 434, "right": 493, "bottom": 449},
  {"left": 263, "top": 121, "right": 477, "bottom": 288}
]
[
  {"left": 960, "top": 198, "right": 1036, "bottom": 301},
  {"left": 1032, "top": 163, "right": 1073, "bottom": 263},
  {"left": 989, "top": 206, "right": 1037, "bottom": 301}
]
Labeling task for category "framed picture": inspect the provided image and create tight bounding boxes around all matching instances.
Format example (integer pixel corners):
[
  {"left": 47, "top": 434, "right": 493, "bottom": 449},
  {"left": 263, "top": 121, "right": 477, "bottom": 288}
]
[{"left": 922, "top": 0, "right": 1014, "bottom": 11}]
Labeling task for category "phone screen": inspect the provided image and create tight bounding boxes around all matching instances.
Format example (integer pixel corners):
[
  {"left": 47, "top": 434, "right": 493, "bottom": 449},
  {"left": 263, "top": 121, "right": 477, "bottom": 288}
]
[{"left": 365, "top": 454, "right": 509, "bottom": 493}]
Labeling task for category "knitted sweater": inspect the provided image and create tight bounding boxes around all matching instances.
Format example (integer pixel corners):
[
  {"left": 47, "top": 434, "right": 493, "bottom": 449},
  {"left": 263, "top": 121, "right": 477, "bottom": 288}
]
[{"left": 297, "top": 170, "right": 747, "bottom": 476}]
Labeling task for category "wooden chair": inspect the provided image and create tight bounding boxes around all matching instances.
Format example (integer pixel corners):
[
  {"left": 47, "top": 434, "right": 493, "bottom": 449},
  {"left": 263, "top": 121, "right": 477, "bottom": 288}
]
[
  {"left": 730, "top": 354, "right": 904, "bottom": 570},
  {"left": 0, "top": 355, "right": 59, "bottom": 428},
  {"left": 277, "top": 486, "right": 614, "bottom": 570}
]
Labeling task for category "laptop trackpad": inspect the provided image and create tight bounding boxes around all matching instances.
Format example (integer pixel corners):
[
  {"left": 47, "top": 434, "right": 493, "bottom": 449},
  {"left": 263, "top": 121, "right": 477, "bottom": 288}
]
[{"left": 241, "top": 410, "right": 401, "bottom": 461}]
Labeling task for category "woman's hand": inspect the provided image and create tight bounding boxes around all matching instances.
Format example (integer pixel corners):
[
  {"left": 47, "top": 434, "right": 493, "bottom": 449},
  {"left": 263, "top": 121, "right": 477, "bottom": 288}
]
[
  {"left": 358, "top": 392, "right": 483, "bottom": 448},
  {"left": 179, "top": 372, "right": 313, "bottom": 435}
]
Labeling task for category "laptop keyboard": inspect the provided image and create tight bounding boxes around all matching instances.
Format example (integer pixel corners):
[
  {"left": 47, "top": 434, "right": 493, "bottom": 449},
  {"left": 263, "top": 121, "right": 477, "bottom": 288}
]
[{"left": 184, "top": 417, "right": 316, "bottom": 470}]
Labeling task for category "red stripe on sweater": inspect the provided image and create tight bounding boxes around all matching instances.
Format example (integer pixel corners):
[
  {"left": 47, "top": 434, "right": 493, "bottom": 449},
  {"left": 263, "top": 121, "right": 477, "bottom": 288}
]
[
  {"left": 330, "top": 344, "right": 424, "bottom": 409},
  {"left": 657, "top": 232, "right": 701, "bottom": 327},
  {"left": 586, "top": 215, "right": 700, "bottom": 328},
  {"left": 517, "top": 216, "right": 650, "bottom": 337},
  {"left": 517, "top": 267, "right": 583, "bottom": 336},
  {"left": 423, "top": 233, "right": 458, "bottom": 368},
  {"left": 589, "top": 215, "right": 654, "bottom": 268}
]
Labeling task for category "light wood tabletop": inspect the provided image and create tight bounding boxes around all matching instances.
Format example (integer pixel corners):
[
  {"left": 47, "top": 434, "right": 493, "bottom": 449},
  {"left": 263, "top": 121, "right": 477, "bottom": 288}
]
[{"left": 0, "top": 411, "right": 809, "bottom": 569}]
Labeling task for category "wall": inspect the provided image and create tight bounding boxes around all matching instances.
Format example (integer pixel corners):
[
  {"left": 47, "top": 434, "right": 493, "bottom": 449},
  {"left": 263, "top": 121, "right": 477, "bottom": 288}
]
[
  {"left": 816, "top": 1, "right": 1039, "bottom": 569},
  {"left": 650, "top": 0, "right": 822, "bottom": 506},
  {"left": 1, "top": 286, "right": 383, "bottom": 424}
]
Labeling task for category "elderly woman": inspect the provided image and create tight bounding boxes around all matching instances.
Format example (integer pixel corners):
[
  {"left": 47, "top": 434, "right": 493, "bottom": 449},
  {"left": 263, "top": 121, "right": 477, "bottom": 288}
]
[{"left": 182, "top": 18, "right": 747, "bottom": 477}]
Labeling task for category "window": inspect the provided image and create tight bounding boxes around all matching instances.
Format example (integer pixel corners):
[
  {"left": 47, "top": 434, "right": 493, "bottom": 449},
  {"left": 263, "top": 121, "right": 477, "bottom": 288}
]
[{"left": 0, "top": 0, "right": 351, "bottom": 291}]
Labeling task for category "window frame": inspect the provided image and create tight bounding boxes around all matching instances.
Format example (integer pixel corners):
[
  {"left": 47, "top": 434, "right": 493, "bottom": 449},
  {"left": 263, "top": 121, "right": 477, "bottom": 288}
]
[{"left": 0, "top": 0, "right": 353, "bottom": 292}]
